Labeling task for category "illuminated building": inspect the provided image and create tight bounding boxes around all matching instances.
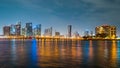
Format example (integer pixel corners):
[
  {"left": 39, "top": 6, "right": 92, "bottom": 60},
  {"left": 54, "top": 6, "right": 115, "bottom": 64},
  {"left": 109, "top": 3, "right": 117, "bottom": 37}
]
[
  {"left": 3, "top": 26, "right": 11, "bottom": 36},
  {"left": 33, "top": 24, "right": 41, "bottom": 37},
  {"left": 55, "top": 32, "right": 60, "bottom": 37},
  {"left": 15, "top": 22, "right": 21, "bottom": 36},
  {"left": 50, "top": 27, "right": 52, "bottom": 36},
  {"left": 35, "top": 24, "right": 41, "bottom": 36},
  {"left": 10, "top": 24, "right": 16, "bottom": 36},
  {"left": 33, "top": 27, "right": 37, "bottom": 37},
  {"left": 10, "top": 22, "right": 21, "bottom": 36},
  {"left": 95, "top": 24, "right": 116, "bottom": 38},
  {"left": 26, "top": 23, "right": 33, "bottom": 36},
  {"left": 21, "top": 27, "right": 26, "bottom": 36},
  {"left": 73, "top": 31, "right": 79, "bottom": 37},
  {"left": 68, "top": 25, "right": 72, "bottom": 37},
  {"left": 44, "top": 27, "right": 52, "bottom": 36}
]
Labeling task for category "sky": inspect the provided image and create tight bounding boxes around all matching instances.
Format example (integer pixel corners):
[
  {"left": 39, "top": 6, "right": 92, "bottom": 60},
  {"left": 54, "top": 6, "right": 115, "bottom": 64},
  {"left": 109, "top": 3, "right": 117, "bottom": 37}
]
[{"left": 0, "top": 0, "right": 120, "bottom": 36}]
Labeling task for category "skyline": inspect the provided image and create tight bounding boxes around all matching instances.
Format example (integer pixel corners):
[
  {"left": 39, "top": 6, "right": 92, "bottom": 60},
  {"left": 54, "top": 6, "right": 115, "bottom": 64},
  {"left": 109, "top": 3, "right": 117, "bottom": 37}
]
[
  {"left": 0, "top": 0, "right": 120, "bottom": 36},
  {"left": 2, "top": 22, "right": 117, "bottom": 39}
]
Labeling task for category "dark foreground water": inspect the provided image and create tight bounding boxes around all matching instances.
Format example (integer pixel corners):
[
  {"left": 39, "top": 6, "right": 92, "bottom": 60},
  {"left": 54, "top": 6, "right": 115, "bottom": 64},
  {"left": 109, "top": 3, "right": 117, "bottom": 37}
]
[{"left": 0, "top": 39, "right": 120, "bottom": 68}]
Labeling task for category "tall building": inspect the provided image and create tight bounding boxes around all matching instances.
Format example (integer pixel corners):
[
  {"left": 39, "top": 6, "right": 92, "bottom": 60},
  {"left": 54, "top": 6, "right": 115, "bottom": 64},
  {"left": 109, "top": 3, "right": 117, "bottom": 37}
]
[
  {"left": 33, "top": 24, "right": 41, "bottom": 36},
  {"left": 36, "top": 24, "right": 41, "bottom": 36},
  {"left": 26, "top": 23, "right": 32, "bottom": 36},
  {"left": 33, "top": 27, "right": 37, "bottom": 37},
  {"left": 44, "top": 27, "right": 52, "bottom": 36},
  {"left": 3, "top": 26, "right": 11, "bottom": 36},
  {"left": 21, "top": 27, "right": 26, "bottom": 36},
  {"left": 95, "top": 24, "right": 116, "bottom": 38},
  {"left": 73, "top": 31, "right": 79, "bottom": 37},
  {"left": 68, "top": 25, "right": 72, "bottom": 37},
  {"left": 50, "top": 27, "right": 52, "bottom": 36},
  {"left": 15, "top": 22, "right": 21, "bottom": 36},
  {"left": 10, "top": 24, "right": 16, "bottom": 36}
]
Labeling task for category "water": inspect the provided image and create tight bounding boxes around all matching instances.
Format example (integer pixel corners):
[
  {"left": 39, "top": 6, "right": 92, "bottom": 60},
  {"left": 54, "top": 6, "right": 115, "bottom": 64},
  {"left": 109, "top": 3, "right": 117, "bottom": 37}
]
[{"left": 0, "top": 39, "right": 120, "bottom": 68}]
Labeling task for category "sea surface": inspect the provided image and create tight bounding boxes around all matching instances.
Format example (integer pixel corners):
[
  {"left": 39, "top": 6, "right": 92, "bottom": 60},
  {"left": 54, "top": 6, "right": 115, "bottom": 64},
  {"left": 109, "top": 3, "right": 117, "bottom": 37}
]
[{"left": 0, "top": 39, "right": 120, "bottom": 68}]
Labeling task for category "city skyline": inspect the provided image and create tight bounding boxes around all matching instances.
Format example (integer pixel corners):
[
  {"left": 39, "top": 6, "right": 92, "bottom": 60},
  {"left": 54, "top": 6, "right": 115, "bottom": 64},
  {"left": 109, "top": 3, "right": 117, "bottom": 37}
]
[
  {"left": 0, "top": 0, "right": 120, "bottom": 36},
  {"left": 2, "top": 22, "right": 117, "bottom": 39}
]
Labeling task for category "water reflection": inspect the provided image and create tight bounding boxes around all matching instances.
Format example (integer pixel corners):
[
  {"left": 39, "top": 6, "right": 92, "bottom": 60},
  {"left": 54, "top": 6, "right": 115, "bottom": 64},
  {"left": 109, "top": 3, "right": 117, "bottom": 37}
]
[
  {"left": 31, "top": 39, "right": 37, "bottom": 67},
  {"left": 0, "top": 39, "right": 120, "bottom": 68},
  {"left": 11, "top": 39, "right": 17, "bottom": 63},
  {"left": 89, "top": 40, "right": 93, "bottom": 63},
  {"left": 110, "top": 40, "right": 117, "bottom": 68},
  {"left": 117, "top": 40, "right": 120, "bottom": 67}
]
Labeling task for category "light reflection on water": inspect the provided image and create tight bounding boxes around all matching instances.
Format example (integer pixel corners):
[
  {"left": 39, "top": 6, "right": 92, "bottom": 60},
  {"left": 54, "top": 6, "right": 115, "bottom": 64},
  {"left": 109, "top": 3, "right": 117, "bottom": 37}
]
[{"left": 0, "top": 39, "right": 120, "bottom": 68}]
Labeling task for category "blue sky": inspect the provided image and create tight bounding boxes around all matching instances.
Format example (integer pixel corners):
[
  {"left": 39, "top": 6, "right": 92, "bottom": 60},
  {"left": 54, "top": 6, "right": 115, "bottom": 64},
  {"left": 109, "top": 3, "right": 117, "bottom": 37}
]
[{"left": 0, "top": 0, "right": 120, "bottom": 36}]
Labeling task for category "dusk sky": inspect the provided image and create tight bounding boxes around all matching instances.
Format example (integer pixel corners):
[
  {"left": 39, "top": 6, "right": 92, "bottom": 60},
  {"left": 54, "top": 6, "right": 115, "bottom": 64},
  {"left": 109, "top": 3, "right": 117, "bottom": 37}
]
[{"left": 0, "top": 0, "right": 120, "bottom": 36}]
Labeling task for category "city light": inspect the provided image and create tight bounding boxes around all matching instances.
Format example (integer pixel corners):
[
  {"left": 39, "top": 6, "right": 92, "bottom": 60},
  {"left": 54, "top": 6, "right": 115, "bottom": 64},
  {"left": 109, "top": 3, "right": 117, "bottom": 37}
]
[{"left": 1, "top": 23, "right": 118, "bottom": 40}]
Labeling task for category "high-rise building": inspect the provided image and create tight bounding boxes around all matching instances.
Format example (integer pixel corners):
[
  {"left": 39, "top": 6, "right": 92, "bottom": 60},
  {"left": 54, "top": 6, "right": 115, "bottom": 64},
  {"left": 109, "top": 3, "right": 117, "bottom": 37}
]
[
  {"left": 26, "top": 23, "right": 32, "bottom": 36},
  {"left": 36, "top": 24, "right": 41, "bottom": 36},
  {"left": 95, "top": 24, "right": 116, "bottom": 38},
  {"left": 68, "top": 25, "right": 72, "bottom": 37},
  {"left": 15, "top": 22, "right": 21, "bottom": 36},
  {"left": 10, "top": 24, "right": 16, "bottom": 36},
  {"left": 50, "top": 27, "right": 52, "bottom": 36},
  {"left": 44, "top": 27, "right": 52, "bottom": 36},
  {"left": 33, "top": 27, "right": 37, "bottom": 37},
  {"left": 3, "top": 26, "right": 11, "bottom": 36},
  {"left": 33, "top": 24, "right": 41, "bottom": 36},
  {"left": 21, "top": 27, "right": 26, "bottom": 36},
  {"left": 73, "top": 31, "right": 79, "bottom": 37}
]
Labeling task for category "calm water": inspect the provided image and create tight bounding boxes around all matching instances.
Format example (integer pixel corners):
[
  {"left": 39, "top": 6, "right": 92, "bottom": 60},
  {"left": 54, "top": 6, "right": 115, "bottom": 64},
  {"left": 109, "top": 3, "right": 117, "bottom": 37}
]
[{"left": 0, "top": 39, "right": 120, "bottom": 68}]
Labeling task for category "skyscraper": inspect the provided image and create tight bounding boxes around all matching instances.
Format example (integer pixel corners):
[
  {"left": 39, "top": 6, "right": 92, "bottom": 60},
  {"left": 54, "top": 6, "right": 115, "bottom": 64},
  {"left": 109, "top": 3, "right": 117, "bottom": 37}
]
[
  {"left": 21, "top": 27, "right": 26, "bottom": 36},
  {"left": 36, "top": 24, "right": 41, "bottom": 36},
  {"left": 44, "top": 27, "right": 52, "bottom": 36},
  {"left": 3, "top": 26, "right": 11, "bottom": 36},
  {"left": 15, "top": 22, "right": 21, "bottom": 36},
  {"left": 26, "top": 23, "right": 32, "bottom": 36},
  {"left": 50, "top": 27, "right": 52, "bottom": 36},
  {"left": 33, "top": 27, "right": 37, "bottom": 37},
  {"left": 68, "top": 25, "right": 72, "bottom": 37},
  {"left": 10, "top": 24, "right": 16, "bottom": 36},
  {"left": 33, "top": 24, "right": 41, "bottom": 36}
]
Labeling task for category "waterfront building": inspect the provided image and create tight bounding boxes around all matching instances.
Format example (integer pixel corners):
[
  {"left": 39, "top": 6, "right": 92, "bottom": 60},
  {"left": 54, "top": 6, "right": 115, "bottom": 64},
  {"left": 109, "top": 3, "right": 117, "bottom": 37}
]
[
  {"left": 3, "top": 26, "right": 11, "bottom": 36},
  {"left": 95, "top": 24, "right": 116, "bottom": 38},
  {"left": 15, "top": 22, "right": 21, "bottom": 36},
  {"left": 35, "top": 24, "right": 41, "bottom": 36},
  {"left": 26, "top": 23, "right": 33, "bottom": 36},
  {"left": 33, "top": 26, "right": 37, "bottom": 37},
  {"left": 68, "top": 25, "right": 72, "bottom": 37},
  {"left": 44, "top": 27, "right": 52, "bottom": 36},
  {"left": 73, "top": 31, "right": 79, "bottom": 38},
  {"left": 33, "top": 24, "right": 41, "bottom": 37},
  {"left": 55, "top": 31, "right": 60, "bottom": 37},
  {"left": 21, "top": 27, "right": 26, "bottom": 36},
  {"left": 10, "top": 24, "right": 16, "bottom": 36}
]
